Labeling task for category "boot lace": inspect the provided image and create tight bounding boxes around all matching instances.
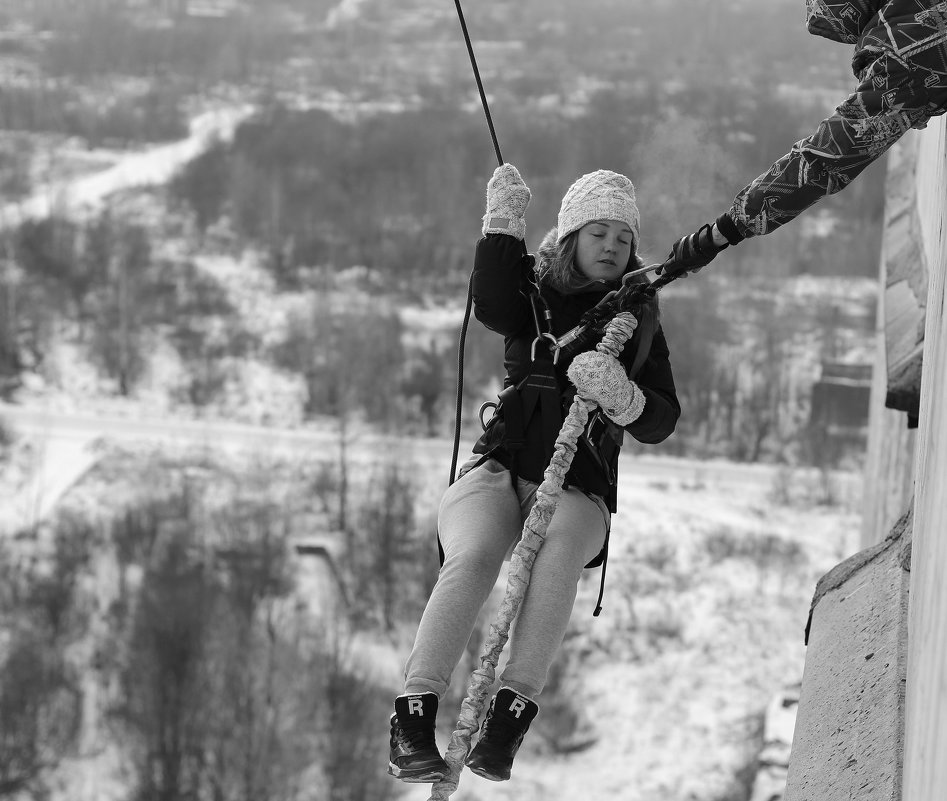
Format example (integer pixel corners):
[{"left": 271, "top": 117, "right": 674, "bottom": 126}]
[
  {"left": 397, "top": 721, "right": 437, "bottom": 751},
  {"left": 481, "top": 715, "right": 525, "bottom": 749}
]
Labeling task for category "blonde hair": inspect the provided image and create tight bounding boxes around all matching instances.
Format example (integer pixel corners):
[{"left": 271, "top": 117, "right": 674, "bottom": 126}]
[{"left": 534, "top": 226, "right": 659, "bottom": 330}]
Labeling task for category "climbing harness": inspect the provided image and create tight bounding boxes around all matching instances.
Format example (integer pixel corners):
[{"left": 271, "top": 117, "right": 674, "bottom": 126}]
[
  {"left": 429, "top": 314, "right": 639, "bottom": 801},
  {"left": 476, "top": 273, "right": 656, "bottom": 617},
  {"left": 550, "top": 263, "right": 672, "bottom": 362}
]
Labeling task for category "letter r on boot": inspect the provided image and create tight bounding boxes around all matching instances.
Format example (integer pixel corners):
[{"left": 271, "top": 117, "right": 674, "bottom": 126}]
[
  {"left": 508, "top": 697, "right": 527, "bottom": 718},
  {"left": 408, "top": 697, "right": 424, "bottom": 716}
]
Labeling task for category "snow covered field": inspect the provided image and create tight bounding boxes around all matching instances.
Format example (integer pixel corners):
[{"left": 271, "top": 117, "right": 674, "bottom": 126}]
[{"left": 0, "top": 396, "right": 861, "bottom": 801}]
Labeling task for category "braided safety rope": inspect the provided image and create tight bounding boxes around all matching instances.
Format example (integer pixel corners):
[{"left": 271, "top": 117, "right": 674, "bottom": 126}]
[{"left": 428, "top": 312, "right": 639, "bottom": 801}]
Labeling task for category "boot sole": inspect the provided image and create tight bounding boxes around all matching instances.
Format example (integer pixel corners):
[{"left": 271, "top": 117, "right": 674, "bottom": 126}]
[
  {"left": 465, "top": 762, "right": 510, "bottom": 782},
  {"left": 387, "top": 762, "right": 449, "bottom": 783}
]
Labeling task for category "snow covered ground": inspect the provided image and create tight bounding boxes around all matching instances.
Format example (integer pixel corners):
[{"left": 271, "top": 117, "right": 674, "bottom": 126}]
[
  {"left": 0, "top": 427, "right": 102, "bottom": 534},
  {"left": 0, "top": 400, "right": 861, "bottom": 801}
]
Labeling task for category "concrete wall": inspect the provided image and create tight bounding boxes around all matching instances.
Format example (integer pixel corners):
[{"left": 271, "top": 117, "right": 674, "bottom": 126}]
[
  {"left": 903, "top": 114, "right": 947, "bottom": 801},
  {"left": 784, "top": 514, "right": 911, "bottom": 801},
  {"left": 879, "top": 131, "right": 929, "bottom": 421},
  {"left": 788, "top": 115, "right": 947, "bottom": 801},
  {"left": 860, "top": 239, "right": 916, "bottom": 549},
  {"left": 860, "top": 134, "right": 922, "bottom": 549}
]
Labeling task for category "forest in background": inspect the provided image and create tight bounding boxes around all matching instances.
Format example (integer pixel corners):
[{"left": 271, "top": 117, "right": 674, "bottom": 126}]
[
  {"left": 1, "top": 0, "right": 882, "bottom": 285},
  {"left": 1, "top": 0, "right": 882, "bottom": 466}
]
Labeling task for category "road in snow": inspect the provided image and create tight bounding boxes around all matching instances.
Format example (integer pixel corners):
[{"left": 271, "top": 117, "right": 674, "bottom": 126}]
[
  {"left": 0, "top": 104, "right": 255, "bottom": 229},
  {"left": 0, "top": 401, "right": 861, "bottom": 534}
]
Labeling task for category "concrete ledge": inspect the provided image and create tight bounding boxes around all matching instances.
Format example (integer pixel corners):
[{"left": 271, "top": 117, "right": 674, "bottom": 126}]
[{"left": 785, "top": 511, "right": 911, "bottom": 801}]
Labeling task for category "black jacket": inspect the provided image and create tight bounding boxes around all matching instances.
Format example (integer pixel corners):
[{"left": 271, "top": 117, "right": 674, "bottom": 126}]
[{"left": 470, "top": 233, "right": 681, "bottom": 506}]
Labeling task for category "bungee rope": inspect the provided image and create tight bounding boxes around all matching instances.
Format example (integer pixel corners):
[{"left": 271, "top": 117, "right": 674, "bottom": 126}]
[
  {"left": 448, "top": 0, "right": 504, "bottom": 487},
  {"left": 428, "top": 313, "right": 639, "bottom": 801},
  {"left": 449, "top": 270, "right": 475, "bottom": 486}
]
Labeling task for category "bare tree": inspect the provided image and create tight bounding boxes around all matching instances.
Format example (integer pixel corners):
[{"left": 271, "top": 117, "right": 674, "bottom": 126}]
[
  {"left": 89, "top": 216, "right": 152, "bottom": 396},
  {"left": 0, "top": 528, "right": 88, "bottom": 799},
  {"left": 354, "top": 462, "right": 417, "bottom": 632},
  {"left": 0, "top": 631, "right": 82, "bottom": 799},
  {"left": 111, "top": 492, "right": 359, "bottom": 801}
]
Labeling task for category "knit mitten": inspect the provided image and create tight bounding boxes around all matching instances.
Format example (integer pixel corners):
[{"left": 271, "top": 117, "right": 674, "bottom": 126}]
[
  {"left": 482, "top": 163, "right": 531, "bottom": 241},
  {"left": 567, "top": 351, "right": 646, "bottom": 426}
]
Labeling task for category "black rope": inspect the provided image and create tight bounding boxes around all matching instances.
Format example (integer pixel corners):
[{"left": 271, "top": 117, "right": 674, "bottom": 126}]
[
  {"left": 453, "top": 0, "right": 503, "bottom": 166},
  {"left": 449, "top": 271, "right": 474, "bottom": 485},
  {"left": 448, "top": 0, "right": 503, "bottom": 485}
]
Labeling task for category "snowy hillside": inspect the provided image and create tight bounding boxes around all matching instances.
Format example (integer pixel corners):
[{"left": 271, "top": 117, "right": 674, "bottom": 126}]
[{"left": 0, "top": 411, "right": 859, "bottom": 801}]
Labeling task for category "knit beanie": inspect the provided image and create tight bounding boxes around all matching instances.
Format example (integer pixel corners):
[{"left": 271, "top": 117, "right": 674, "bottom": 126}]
[{"left": 556, "top": 170, "right": 640, "bottom": 245}]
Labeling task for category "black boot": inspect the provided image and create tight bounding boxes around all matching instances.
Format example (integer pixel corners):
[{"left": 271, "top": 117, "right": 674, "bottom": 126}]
[
  {"left": 465, "top": 687, "right": 539, "bottom": 782},
  {"left": 388, "top": 692, "right": 450, "bottom": 783}
]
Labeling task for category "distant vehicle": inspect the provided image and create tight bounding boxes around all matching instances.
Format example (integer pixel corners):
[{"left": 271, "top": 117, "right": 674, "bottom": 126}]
[{"left": 749, "top": 682, "right": 801, "bottom": 801}]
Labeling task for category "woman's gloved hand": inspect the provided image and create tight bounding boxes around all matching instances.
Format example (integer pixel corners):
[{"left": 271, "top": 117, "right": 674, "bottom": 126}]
[
  {"left": 567, "top": 350, "right": 646, "bottom": 426},
  {"left": 482, "top": 163, "right": 531, "bottom": 241}
]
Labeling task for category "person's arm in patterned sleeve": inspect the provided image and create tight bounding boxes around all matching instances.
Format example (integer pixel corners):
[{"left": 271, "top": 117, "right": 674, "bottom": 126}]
[
  {"left": 659, "top": 1, "right": 947, "bottom": 277},
  {"left": 721, "top": 52, "right": 944, "bottom": 241}
]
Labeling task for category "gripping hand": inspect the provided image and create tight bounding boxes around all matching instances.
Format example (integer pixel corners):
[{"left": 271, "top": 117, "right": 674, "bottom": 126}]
[
  {"left": 567, "top": 351, "right": 646, "bottom": 426},
  {"left": 657, "top": 223, "right": 727, "bottom": 277},
  {"left": 482, "top": 163, "right": 531, "bottom": 241}
]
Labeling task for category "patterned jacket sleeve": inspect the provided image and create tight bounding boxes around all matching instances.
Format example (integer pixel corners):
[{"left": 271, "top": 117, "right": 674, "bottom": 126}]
[{"left": 719, "top": 36, "right": 947, "bottom": 241}]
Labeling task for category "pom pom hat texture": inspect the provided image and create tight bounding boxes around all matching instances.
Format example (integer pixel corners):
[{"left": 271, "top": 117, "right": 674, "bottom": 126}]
[{"left": 556, "top": 170, "right": 640, "bottom": 246}]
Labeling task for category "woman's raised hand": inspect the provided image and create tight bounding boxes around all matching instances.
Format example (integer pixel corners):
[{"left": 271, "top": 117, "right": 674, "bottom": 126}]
[{"left": 482, "top": 163, "right": 531, "bottom": 241}]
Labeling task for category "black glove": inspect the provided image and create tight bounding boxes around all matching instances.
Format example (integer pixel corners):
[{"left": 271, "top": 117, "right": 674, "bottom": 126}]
[{"left": 657, "top": 223, "right": 728, "bottom": 277}]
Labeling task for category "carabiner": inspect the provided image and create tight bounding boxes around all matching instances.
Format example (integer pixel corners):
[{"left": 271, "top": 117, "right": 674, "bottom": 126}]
[
  {"left": 531, "top": 332, "right": 561, "bottom": 364},
  {"left": 478, "top": 401, "right": 498, "bottom": 430}
]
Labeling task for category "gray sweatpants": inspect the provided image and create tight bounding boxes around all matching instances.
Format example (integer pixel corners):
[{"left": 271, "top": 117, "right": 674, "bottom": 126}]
[{"left": 403, "top": 457, "right": 608, "bottom": 700}]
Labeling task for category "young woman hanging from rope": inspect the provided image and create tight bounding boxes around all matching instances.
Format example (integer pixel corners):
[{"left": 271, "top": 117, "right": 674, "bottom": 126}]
[{"left": 388, "top": 164, "right": 682, "bottom": 785}]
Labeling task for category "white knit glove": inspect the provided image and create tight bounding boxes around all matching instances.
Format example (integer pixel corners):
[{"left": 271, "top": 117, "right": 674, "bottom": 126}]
[
  {"left": 567, "top": 351, "right": 646, "bottom": 426},
  {"left": 482, "top": 163, "right": 531, "bottom": 241}
]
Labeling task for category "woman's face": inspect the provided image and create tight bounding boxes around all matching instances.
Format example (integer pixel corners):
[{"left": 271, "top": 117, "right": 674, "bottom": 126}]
[{"left": 575, "top": 220, "right": 634, "bottom": 282}]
